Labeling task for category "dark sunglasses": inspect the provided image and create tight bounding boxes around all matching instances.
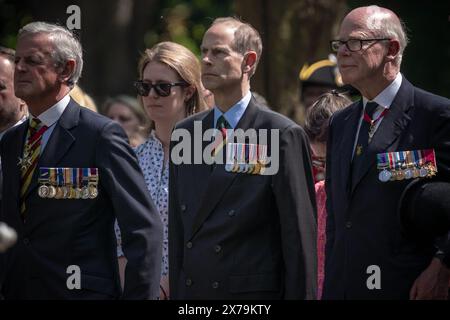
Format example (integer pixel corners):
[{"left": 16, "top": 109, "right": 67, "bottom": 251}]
[{"left": 134, "top": 80, "right": 189, "bottom": 97}]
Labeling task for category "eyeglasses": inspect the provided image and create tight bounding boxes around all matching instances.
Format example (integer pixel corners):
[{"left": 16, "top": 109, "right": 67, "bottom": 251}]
[
  {"left": 134, "top": 80, "right": 189, "bottom": 97},
  {"left": 330, "top": 38, "right": 391, "bottom": 53}
]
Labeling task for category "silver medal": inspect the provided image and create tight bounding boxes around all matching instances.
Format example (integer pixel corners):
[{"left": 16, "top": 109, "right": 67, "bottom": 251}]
[
  {"left": 378, "top": 169, "right": 392, "bottom": 182},
  {"left": 419, "top": 167, "right": 428, "bottom": 177}
]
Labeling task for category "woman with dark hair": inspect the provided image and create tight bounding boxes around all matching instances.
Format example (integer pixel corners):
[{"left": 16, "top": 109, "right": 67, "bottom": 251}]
[{"left": 304, "top": 91, "right": 351, "bottom": 299}]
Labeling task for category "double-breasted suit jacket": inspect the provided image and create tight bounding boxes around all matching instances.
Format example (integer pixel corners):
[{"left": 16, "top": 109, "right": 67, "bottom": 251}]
[{"left": 169, "top": 96, "right": 317, "bottom": 299}]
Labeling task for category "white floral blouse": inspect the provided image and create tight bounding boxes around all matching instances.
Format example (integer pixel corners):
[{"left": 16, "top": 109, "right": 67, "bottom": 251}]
[{"left": 115, "top": 131, "right": 169, "bottom": 277}]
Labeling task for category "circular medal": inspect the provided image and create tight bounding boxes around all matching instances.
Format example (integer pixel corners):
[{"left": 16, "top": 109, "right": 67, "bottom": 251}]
[
  {"left": 74, "top": 188, "right": 82, "bottom": 199},
  {"left": 231, "top": 163, "right": 239, "bottom": 173},
  {"left": 378, "top": 169, "right": 391, "bottom": 182},
  {"left": 390, "top": 170, "right": 397, "bottom": 181},
  {"left": 61, "top": 186, "right": 69, "bottom": 199},
  {"left": 252, "top": 163, "right": 261, "bottom": 175},
  {"left": 419, "top": 167, "right": 428, "bottom": 177},
  {"left": 88, "top": 185, "right": 98, "bottom": 199},
  {"left": 225, "top": 163, "right": 234, "bottom": 172},
  {"left": 247, "top": 164, "right": 255, "bottom": 174},
  {"left": 48, "top": 185, "right": 57, "bottom": 198},
  {"left": 38, "top": 185, "right": 49, "bottom": 198},
  {"left": 55, "top": 187, "right": 64, "bottom": 199},
  {"left": 412, "top": 168, "right": 420, "bottom": 178},
  {"left": 259, "top": 165, "right": 266, "bottom": 175},
  {"left": 404, "top": 169, "right": 413, "bottom": 180},
  {"left": 396, "top": 170, "right": 405, "bottom": 180},
  {"left": 81, "top": 186, "right": 90, "bottom": 199}
]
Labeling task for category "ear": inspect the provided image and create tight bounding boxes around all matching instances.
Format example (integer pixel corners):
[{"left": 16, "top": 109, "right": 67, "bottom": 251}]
[
  {"left": 386, "top": 39, "right": 400, "bottom": 63},
  {"left": 242, "top": 51, "right": 257, "bottom": 75},
  {"left": 58, "top": 59, "right": 76, "bottom": 84},
  {"left": 184, "top": 85, "right": 196, "bottom": 102}
]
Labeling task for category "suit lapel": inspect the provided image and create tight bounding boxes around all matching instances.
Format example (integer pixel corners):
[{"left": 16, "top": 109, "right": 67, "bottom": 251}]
[
  {"left": 8, "top": 122, "right": 28, "bottom": 220},
  {"left": 338, "top": 102, "right": 361, "bottom": 196},
  {"left": 190, "top": 97, "right": 260, "bottom": 238},
  {"left": 23, "top": 99, "right": 80, "bottom": 200},
  {"left": 350, "top": 78, "right": 415, "bottom": 194}
]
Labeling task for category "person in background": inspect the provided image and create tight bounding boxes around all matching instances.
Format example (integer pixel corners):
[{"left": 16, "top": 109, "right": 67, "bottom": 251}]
[
  {"left": 0, "top": 47, "right": 28, "bottom": 295},
  {"left": 304, "top": 91, "right": 351, "bottom": 299},
  {"left": 103, "top": 95, "right": 149, "bottom": 147},
  {"left": 69, "top": 84, "right": 98, "bottom": 113},
  {"left": 299, "top": 55, "right": 344, "bottom": 110}
]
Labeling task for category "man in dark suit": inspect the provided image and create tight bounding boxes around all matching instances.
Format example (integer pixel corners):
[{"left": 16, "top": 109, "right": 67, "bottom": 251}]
[
  {"left": 169, "top": 17, "right": 317, "bottom": 299},
  {"left": 324, "top": 6, "right": 450, "bottom": 299},
  {"left": 0, "top": 46, "right": 28, "bottom": 216},
  {"left": 0, "top": 22, "right": 163, "bottom": 299}
]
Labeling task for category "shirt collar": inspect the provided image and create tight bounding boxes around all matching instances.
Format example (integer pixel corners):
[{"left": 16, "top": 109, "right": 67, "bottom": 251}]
[
  {"left": 33, "top": 94, "right": 71, "bottom": 127},
  {"left": 213, "top": 91, "right": 252, "bottom": 129},
  {"left": 363, "top": 72, "right": 402, "bottom": 109}
]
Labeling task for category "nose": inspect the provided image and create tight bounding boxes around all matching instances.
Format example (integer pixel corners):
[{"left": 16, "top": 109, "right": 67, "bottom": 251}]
[
  {"left": 337, "top": 44, "right": 351, "bottom": 57},
  {"left": 201, "top": 53, "right": 212, "bottom": 66},
  {"left": 15, "top": 59, "right": 26, "bottom": 72}
]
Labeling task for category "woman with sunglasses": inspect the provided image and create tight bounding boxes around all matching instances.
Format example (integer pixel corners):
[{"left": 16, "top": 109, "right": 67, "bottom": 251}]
[{"left": 131, "top": 41, "right": 205, "bottom": 299}]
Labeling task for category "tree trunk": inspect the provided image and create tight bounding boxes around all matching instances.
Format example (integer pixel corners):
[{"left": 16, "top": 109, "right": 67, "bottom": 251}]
[{"left": 235, "top": 0, "right": 347, "bottom": 122}]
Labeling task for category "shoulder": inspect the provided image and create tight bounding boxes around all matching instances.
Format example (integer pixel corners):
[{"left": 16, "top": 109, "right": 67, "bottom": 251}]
[
  {"left": 78, "top": 105, "right": 116, "bottom": 130},
  {"left": 1, "top": 120, "right": 27, "bottom": 142},
  {"left": 413, "top": 86, "right": 450, "bottom": 115},
  {"left": 135, "top": 134, "right": 158, "bottom": 157}
]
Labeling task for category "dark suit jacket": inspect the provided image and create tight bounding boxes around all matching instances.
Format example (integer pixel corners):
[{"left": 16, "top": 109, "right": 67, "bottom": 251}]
[
  {"left": 323, "top": 77, "right": 450, "bottom": 299},
  {"left": 169, "top": 96, "right": 317, "bottom": 300},
  {"left": 0, "top": 99, "right": 163, "bottom": 299}
]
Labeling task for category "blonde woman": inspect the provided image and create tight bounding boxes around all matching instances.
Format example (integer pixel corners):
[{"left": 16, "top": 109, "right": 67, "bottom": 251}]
[{"left": 117, "top": 42, "right": 205, "bottom": 299}]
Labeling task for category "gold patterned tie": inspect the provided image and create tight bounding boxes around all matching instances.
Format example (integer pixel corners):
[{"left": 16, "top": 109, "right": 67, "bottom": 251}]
[{"left": 19, "top": 117, "right": 48, "bottom": 219}]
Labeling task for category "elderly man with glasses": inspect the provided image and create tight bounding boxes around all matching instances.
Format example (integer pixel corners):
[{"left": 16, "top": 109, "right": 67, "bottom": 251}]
[{"left": 323, "top": 6, "right": 450, "bottom": 300}]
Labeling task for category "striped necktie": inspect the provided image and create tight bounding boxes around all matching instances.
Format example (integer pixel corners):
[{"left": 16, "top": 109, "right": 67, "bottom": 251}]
[{"left": 20, "top": 117, "right": 48, "bottom": 219}]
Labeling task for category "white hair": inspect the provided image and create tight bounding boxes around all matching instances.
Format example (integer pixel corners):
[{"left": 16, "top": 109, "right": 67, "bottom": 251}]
[
  {"left": 365, "top": 5, "right": 409, "bottom": 66},
  {"left": 18, "top": 22, "right": 83, "bottom": 87}
]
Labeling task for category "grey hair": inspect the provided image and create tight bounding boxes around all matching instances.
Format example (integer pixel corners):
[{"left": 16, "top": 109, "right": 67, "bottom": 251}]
[
  {"left": 365, "top": 5, "right": 409, "bottom": 66},
  {"left": 18, "top": 22, "right": 83, "bottom": 87}
]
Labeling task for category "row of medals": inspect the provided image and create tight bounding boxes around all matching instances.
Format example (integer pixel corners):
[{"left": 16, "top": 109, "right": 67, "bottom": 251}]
[
  {"left": 225, "top": 160, "right": 267, "bottom": 174},
  {"left": 378, "top": 162, "right": 436, "bottom": 182},
  {"left": 38, "top": 183, "right": 98, "bottom": 199}
]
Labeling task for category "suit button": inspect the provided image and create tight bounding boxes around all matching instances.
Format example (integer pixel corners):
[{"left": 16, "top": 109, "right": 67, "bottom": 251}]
[
  {"left": 346, "top": 221, "right": 352, "bottom": 229},
  {"left": 212, "top": 281, "right": 219, "bottom": 289},
  {"left": 180, "top": 204, "right": 187, "bottom": 212},
  {"left": 185, "top": 278, "right": 192, "bottom": 287},
  {"left": 23, "top": 238, "right": 30, "bottom": 245},
  {"left": 186, "top": 241, "right": 193, "bottom": 249},
  {"left": 228, "top": 210, "right": 235, "bottom": 217},
  {"left": 214, "top": 245, "right": 222, "bottom": 253}
]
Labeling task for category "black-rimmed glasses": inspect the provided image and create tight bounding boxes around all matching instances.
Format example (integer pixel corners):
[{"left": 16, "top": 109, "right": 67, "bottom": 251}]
[
  {"left": 330, "top": 38, "right": 391, "bottom": 53},
  {"left": 134, "top": 80, "right": 189, "bottom": 97}
]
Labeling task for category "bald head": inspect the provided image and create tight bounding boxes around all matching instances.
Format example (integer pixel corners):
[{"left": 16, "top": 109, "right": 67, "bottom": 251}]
[{"left": 343, "top": 6, "right": 408, "bottom": 65}]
